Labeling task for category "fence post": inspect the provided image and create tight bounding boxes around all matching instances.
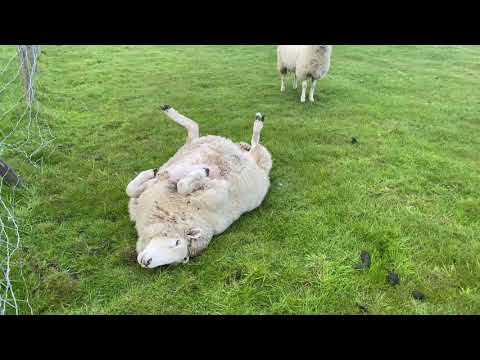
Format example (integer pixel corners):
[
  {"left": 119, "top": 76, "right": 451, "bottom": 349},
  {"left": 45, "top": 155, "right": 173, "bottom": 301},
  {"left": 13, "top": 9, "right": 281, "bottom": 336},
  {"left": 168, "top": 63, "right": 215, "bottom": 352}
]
[{"left": 16, "top": 45, "right": 41, "bottom": 105}]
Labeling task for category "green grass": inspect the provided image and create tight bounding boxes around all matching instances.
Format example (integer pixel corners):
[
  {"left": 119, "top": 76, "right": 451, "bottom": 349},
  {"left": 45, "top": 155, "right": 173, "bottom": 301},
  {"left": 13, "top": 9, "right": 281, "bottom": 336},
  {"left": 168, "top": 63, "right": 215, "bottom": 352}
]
[{"left": 1, "top": 45, "right": 479, "bottom": 314}]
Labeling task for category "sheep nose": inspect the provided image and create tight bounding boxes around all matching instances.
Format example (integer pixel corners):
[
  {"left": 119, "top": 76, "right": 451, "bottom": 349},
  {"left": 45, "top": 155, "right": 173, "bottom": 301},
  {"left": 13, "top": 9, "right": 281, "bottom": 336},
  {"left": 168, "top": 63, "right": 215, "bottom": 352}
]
[{"left": 139, "top": 256, "right": 152, "bottom": 268}]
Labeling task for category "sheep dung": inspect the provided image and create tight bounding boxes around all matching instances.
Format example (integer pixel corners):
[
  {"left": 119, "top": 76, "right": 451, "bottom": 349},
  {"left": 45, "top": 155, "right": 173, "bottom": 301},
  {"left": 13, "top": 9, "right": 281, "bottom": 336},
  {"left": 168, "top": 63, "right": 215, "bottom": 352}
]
[
  {"left": 354, "top": 250, "right": 371, "bottom": 270},
  {"left": 357, "top": 303, "right": 369, "bottom": 314},
  {"left": 387, "top": 271, "right": 400, "bottom": 286},
  {"left": 412, "top": 290, "right": 426, "bottom": 301}
]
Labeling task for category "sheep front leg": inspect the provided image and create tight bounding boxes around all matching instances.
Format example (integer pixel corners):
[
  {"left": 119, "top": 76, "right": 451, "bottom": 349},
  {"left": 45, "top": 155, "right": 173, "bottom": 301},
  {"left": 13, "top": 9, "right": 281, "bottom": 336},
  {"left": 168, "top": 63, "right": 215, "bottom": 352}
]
[
  {"left": 309, "top": 80, "right": 317, "bottom": 103},
  {"left": 126, "top": 169, "right": 157, "bottom": 198},
  {"left": 177, "top": 168, "right": 210, "bottom": 195},
  {"left": 161, "top": 105, "right": 200, "bottom": 144},
  {"left": 293, "top": 74, "right": 298, "bottom": 89},
  {"left": 300, "top": 80, "right": 308, "bottom": 103},
  {"left": 281, "top": 74, "right": 286, "bottom": 93}
]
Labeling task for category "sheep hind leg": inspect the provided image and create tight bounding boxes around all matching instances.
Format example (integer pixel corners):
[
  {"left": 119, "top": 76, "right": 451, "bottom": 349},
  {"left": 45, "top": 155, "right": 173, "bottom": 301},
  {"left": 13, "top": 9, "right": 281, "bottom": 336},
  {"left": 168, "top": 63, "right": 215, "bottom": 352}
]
[
  {"left": 309, "top": 80, "right": 317, "bottom": 102},
  {"left": 161, "top": 105, "right": 200, "bottom": 144},
  {"left": 279, "top": 68, "right": 288, "bottom": 93},
  {"left": 250, "top": 113, "right": 272, "bottom": 174},
  {"left": 251, "top": 144, "right": 272, "bottom": 174},
  {"left": 293, "top": 74, "right": 298, "bottom": 89},
  {"left": 300, "top": 80, "right": 308, "bottom": 103},
  {"left": 251, "top": 113, "right": 265, "bottom": 147}
]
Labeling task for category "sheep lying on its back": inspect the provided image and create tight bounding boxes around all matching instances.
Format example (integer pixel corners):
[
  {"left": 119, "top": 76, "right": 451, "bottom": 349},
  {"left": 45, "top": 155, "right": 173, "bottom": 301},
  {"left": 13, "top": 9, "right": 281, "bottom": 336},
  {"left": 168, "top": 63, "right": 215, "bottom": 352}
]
[
  {"left": 277, "top": 45, "right": 332, "bottom": 103},
  {"left": 126, "top": 106, "right": 272, "bottom": 268}
]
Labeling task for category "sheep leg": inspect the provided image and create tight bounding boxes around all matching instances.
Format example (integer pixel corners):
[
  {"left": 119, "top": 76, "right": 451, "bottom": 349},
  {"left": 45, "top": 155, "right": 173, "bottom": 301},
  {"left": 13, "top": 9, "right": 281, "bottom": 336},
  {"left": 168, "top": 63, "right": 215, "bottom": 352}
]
[
  {"left": 250, "top": 113, "right": 272, "bottom": 173},
  {"left": 126, "top": 169, "right": 156, "bottom": 198},
  {"left": 281, "top": 74, "right": 286, "bottom": 92},
  {"left": 177, "top": 168, "right": 210, "bottom": 195},
  {"left": 293, "top": 74, "right": 298, "bottom": 89},
  {"left": 309, "top": 80, "right": 317, "bottom": 102},
  {"left": 238, "top": 142, "right": 252, "bottom": 152},
  {"left": 161, "top": 105, "right": 200, "bottom": 144},
  {"left": 300, "top": 80, "right": 308, "bottom": 103},
  {"left": 251, "top": 113, "right": 264, "bottom": 147}
]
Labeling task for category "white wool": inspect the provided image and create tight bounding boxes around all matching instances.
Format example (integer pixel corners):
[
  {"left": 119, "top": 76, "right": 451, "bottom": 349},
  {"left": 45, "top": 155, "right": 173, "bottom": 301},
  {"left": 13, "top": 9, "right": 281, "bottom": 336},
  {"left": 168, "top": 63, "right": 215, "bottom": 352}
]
[{"left": 126, "top": 108, "right": 272, "bottom": 268}]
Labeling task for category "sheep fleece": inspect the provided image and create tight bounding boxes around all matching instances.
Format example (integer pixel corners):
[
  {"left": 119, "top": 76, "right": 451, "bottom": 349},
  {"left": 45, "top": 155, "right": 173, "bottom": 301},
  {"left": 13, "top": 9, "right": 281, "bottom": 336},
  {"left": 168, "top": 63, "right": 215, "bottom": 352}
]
[{"left": 129, "top": 135, "right": 272, "bottom": 256}]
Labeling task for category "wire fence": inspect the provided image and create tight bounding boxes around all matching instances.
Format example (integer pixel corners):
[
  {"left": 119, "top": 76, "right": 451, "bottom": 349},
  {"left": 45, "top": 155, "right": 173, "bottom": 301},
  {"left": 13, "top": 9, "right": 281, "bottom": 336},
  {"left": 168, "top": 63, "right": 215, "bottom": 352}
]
[{"left": 0, "top": 45, "right": 54, "bottom": 315}]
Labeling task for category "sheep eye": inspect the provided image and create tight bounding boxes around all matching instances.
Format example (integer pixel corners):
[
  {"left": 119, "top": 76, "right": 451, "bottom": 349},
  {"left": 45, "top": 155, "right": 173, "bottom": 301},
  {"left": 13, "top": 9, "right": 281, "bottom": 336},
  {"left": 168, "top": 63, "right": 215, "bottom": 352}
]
[{"left": 175, "top": 240, "right": 181, "bottom": 246}]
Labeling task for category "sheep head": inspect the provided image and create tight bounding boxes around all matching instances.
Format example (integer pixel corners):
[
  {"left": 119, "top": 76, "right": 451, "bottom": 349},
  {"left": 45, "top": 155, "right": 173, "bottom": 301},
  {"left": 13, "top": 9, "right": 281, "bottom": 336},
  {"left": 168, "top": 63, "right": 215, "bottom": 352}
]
[{"left": 137, "top": 228, "right": 206, "bottom": 268}]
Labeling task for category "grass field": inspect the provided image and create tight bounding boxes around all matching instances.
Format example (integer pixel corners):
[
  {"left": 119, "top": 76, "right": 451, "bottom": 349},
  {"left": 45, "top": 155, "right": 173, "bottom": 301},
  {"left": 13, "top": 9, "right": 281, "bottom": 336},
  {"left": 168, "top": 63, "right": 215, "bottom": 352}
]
[{"left": 1, "top": 45, "right": 479, "bottom": 314}]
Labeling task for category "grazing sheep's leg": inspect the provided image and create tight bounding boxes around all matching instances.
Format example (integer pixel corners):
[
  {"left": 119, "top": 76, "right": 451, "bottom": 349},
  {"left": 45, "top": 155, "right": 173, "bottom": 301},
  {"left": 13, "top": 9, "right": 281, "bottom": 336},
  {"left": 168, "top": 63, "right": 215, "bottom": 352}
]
[
  {"left": 251, "top": 113, "right": 264, "bottom": 147},
  {"left": 293, "top": 74, "right": 298, "bottom": 89},
  {"left": 309, "top": 80, "right": 318, "bottom": 103},
  {"left": 161, "top": 105, "right": 200, "bottom": 144},
  {"left": 300, "top": 80, "right": 308, "bottom": 103},
  {"left": 177, "top": 168, "right": 210, "bottom": 195},
  {"left": 126, "top": 169, "right": 156, "bottom": 198},
  {"left": 281, "top": 74, "right": 286, "bottom": 92}
]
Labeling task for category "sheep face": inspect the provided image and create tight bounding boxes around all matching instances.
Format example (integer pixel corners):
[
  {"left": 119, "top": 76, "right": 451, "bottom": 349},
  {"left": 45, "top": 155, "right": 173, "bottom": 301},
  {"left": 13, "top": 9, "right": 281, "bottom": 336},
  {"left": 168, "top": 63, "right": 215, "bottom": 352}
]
[{"left": 137, "top": 236, "right": 189, "bottom": 268}]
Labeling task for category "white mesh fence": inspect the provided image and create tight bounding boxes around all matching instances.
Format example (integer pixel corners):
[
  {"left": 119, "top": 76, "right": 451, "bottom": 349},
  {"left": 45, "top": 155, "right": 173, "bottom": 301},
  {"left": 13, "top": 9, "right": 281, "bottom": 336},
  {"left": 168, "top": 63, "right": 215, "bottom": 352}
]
[{"left": 0, "top": 45, "right": 54, "bottom": 314}]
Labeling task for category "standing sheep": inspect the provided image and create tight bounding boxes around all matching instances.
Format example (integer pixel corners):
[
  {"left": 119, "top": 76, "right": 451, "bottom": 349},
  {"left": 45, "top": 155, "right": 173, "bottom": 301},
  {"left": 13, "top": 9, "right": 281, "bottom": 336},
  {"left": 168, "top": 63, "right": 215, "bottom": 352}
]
[
  {"left": 277, "top": 45, "right": 333, "bottom": 103},
  {"left": 126, "top": 106, "right": 272, "bottom": 268}
]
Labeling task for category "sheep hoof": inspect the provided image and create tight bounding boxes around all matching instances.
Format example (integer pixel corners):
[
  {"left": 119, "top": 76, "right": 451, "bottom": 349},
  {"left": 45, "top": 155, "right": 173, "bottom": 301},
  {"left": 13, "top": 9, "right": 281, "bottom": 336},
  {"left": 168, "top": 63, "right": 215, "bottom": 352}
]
[
  {"left": 161, "top": 105, "right": 172, "bottom": 111},
  {"left": 255, "top": 113, "right": 265, "bottom": 122},
  {"left": 239, "top": 142, "right": 251, "bottom": 152}
]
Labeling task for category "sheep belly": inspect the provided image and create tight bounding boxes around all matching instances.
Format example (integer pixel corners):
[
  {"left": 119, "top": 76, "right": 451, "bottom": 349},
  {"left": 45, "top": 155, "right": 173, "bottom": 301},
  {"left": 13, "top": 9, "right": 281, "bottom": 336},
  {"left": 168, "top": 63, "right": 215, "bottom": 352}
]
[{"left": 278, "top": 45, "right": 304, "bottom": 71}]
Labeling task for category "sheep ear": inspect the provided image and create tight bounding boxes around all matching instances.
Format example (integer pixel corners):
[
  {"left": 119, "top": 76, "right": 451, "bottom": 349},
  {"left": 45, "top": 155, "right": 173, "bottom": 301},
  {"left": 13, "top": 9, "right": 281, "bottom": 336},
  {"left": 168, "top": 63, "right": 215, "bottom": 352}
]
[
  {"left": 185, "top": 228, "right": 207, "bottom": 257},
  {"left": 186, "top": 228, "right": 202, "bottom": 240}
]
